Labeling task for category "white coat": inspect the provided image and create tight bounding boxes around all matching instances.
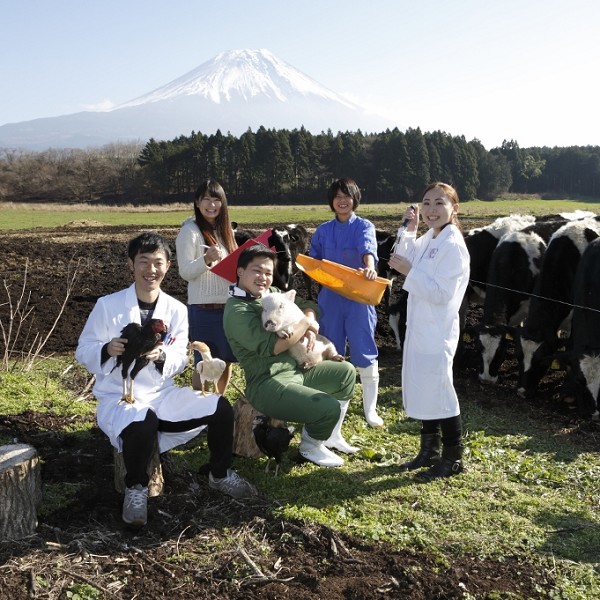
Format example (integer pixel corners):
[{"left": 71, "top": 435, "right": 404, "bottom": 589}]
[
  {"left": 75, "top": 284, "right": 219, "bottom": 452},
  {"left": 397, "top": 224, "right": 470, "bottom": 420}
]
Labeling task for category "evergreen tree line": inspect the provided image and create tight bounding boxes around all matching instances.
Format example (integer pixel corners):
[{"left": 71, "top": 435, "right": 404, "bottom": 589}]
[{"left": 1, "top": 128, "right": 599, "bottom": 203}]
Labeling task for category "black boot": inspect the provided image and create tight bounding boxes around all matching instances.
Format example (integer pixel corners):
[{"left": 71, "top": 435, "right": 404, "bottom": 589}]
[
  {"left": 400, "top": 433, "right": 441, "bottom": 471},
  {"left": 415, "top": 444, "right": 463, "bottom": 482}
]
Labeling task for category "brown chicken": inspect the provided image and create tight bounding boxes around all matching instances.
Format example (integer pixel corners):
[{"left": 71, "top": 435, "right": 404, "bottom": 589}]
[{"left": 191, "top": 341, "right": 226, "bottom": 395}]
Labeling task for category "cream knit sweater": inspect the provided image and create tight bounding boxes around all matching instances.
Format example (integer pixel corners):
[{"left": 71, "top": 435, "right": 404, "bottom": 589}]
[{"left": 175, "top": 217, "right": 232, "bottom": 304}]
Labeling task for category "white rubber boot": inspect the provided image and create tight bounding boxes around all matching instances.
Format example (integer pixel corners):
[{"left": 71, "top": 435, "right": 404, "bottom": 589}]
[
  {"left": 324, "top": 400, "right": 359, "bottom": 454},
  {"left": 299, "top": 428, "right": 344, "bottom": 467},
  {"left": 359, "top": 362, "right": 384, "bottom": 427}
]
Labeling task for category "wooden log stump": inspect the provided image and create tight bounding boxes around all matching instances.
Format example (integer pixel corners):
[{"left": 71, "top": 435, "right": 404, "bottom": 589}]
[
  {"left": 232, "top": 395, "right": 286, "bottom": 458},
  {"left": 113, "top": 438, "right": 164, "bottom": 497},
  {"left": 0, "top": 444, "right": 42, "bottom": 540}
]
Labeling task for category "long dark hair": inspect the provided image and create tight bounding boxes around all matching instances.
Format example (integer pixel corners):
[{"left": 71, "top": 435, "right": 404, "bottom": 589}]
[{"left": 193, "top": 179, "right": 237, "bottom": 253}]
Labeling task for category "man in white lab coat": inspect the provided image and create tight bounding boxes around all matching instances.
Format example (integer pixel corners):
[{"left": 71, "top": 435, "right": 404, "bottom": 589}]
[{"left": 76, "top": 232, "right": 256, "bottom": 526}]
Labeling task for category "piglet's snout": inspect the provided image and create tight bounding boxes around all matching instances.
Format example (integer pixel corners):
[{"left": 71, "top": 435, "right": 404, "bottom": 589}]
[{"left": 264, "top": 319, "right": 278, "bottom": 331}]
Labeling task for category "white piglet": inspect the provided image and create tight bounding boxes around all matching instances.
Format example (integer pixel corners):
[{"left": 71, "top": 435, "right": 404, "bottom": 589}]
[{"left": 261, "top": 290, "right": 342, "bottom": 369}]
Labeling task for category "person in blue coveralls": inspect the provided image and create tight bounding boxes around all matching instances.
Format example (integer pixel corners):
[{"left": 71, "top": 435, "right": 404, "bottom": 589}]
[{"left": 309, "top": 177, "right": 383, "bottom": 432}]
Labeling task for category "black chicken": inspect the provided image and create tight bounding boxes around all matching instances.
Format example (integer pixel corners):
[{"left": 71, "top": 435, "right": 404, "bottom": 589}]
[
  {"left": 252, "top": 415, "right": 295, "bottom": 476},
  {"left": 112, "top": 318, "right": 168, "bottom": 404}
]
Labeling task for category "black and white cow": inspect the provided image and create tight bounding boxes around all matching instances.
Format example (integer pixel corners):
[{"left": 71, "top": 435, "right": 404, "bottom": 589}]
[
  {"left": 285, "top": 224, "right": 309, "bottom": 263},
  {"left": 232, "top": 223, "right": 257, "bottom": 246},
  {"left": 456, "top": 215, "right": 537, "bottom": 363},
  {"left": 267, "top": 226, "right": 295, "bottom": 291},
  {"left": 375, "top": 229, "right": 396, "bottom": 278},
  {"left": 476, "top": 230, "right": 546, "bottom": 384},
  {"left": 235, "top": 224, "right": 310, "bottom": 292},
  {"left": 465, "top": 214, "right": 536, "bottom": 304},
  {"left": 464, "top": 213, "right": 590, "bottom": 306},
  {"left": 290, "top": 225, "right": 323, "bottom": 300},
  {"left": 568, "top": 237, "right": 600, "bottom": 419},
  {"left": 285, "top": 223, "right": 311, "bottom": 290},
  {"left": 474, "top": 215, "right": 583, "bottom": 384},
  {"left": 375, "top": 229, "right": 397, "bottom": 308},
  {"left": 388, "top": 289, "right": 408, "bottom": 350},
  {"left": 515, "top": 218, "right": 600, "bottom": 398}
]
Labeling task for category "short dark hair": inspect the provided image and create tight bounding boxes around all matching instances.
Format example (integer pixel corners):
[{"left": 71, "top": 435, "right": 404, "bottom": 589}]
[
  {"left": 237, "top": 244, "right": 277, "bottom": 271},
  {"left": 327, "top": 177, "right": 361, "bottom": 211},
  {"left": 127, "top": 232, "right": 172, "bottom": 262}
]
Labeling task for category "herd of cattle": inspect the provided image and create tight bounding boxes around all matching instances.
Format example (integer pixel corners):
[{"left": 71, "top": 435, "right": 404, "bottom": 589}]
[
  {"left": 233, "top": 211, "right": 600, "bottom": 420},
  {"left": 463, "top": 211, "right": 600, "bottom": 420}
]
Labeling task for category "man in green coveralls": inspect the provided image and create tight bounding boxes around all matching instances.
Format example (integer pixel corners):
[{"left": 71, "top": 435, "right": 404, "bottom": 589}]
[{"left": 223, "top": 244, "right": 357, "bottom": 467}]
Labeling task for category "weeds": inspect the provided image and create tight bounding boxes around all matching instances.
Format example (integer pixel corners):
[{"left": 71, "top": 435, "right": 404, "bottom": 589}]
[{"left": 0, "top": 257, "right": 85, "bottom": 372}]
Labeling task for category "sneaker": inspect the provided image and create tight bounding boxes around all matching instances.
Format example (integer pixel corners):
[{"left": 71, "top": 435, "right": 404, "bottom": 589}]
[
  {"left": 122, "top": 484, "right": 148, "bottom": 526},
  {"left": 208, "top": 469, "right": 258, "bottom": 499}
]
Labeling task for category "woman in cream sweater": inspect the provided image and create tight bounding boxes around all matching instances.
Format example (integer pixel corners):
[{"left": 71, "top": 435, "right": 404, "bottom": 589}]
[{"left": 176, "top": 179, "right": 238, "bottom": 393}]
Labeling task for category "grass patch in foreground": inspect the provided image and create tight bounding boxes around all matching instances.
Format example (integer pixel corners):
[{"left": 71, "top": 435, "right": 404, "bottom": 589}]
[
  {"left": 1, "top": 357, "right": 599, "bottom": 597},
  {"left": 225, "top": 365, "right": 600, "bottom": 598},
  {"left": 0, "top": 358, "right": 95, "bottom": 421}
]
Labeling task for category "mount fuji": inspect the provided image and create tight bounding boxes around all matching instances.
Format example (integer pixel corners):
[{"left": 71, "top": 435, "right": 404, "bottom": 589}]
[{"left": 0, "top": 49, "right": 396, "bottom": 150}]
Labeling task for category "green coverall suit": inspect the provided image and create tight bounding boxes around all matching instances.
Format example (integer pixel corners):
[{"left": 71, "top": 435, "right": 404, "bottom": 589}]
[{"left": 223, "top": 289, "right": 356, "bottom": 440}]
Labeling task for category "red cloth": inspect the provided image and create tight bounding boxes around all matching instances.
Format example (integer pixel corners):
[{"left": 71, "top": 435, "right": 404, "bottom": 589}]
[{"left": 210, "top": 229, "right": 273, "bottom": 282}]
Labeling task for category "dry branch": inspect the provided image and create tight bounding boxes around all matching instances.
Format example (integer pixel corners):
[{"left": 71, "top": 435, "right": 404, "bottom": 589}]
[{"left": 1, "top": 256, "right": 86, "bottom": 371}]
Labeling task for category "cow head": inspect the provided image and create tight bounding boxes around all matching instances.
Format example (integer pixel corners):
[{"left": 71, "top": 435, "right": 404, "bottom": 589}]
[
  {"left": 514, "top": 330, "right": 555, "bottom": 398},
  {"left": 268, "top": 227, "right": 293, "bottom": 290},
  {"left": 476, "top": 324, "right": 512, "bottom": 384}
]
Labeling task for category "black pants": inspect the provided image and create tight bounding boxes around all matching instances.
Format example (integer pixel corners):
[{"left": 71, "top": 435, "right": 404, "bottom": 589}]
[
  {"left": 421, "top": 415, "right": 462, "bottom": 447},
  {"left": 119, "top": 395, "right": 233, "bottom": 487}
]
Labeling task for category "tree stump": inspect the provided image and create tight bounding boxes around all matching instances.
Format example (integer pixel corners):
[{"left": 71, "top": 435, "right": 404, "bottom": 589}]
[
  {"left": 113, "top": 437, "right": 164, "bottom": 497},
  {"left": 232, "top": 395, "right": 286, "bottom": 458},
  {"left": 0, "top": 444, "right": 42, "bottom": 540}
]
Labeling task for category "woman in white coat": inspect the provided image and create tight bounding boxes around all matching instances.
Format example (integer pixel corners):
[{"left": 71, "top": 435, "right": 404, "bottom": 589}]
[
  {"left": 389, "top": 182, "right": 470, "bottom": 482},
  {"left": 76, "top": 232, "right": 256, "bottom": 527}
]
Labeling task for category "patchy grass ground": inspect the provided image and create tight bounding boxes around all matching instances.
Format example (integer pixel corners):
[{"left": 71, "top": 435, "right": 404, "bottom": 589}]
[{"left": 0, "top": 218, "right": 599, "bottom": 599}]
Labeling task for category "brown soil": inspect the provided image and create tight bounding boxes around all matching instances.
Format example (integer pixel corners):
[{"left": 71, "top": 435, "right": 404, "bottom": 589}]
[{"left": 0, "top": 220, "right": 575, "bottom": 599}]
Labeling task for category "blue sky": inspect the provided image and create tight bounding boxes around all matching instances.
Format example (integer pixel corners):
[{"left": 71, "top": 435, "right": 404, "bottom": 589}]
[{"left": 1, "top": 0, "right": 598, "bottom": 149}]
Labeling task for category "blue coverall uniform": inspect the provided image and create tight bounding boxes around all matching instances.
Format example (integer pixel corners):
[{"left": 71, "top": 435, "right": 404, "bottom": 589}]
[{"left": 309, "top": 213, "right": 378, "bottom": 368}]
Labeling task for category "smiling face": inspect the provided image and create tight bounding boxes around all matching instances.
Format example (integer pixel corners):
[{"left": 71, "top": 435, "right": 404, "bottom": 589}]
[
  {"left": 128, "top": 249, "right": 170, "bottom": 302},
  {"left": 236, "top": 256, "right": 274, "bottom": 298},
  {"left": 420, "top": 187, "right": 458, "bottom": 236},
  {"left": 196, "top": 194, "right": 223, "bottom": 225},
  {"left": 332, "top": 192, "right": 355, "bottom": 222}
]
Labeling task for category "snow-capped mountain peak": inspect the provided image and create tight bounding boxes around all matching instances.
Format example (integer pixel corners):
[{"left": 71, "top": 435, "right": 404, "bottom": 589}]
[
  {"left": 116, "top": 48, "right": 358, "bottom": 109},
  {"left": 0, "top": 48, "right": 396, "bottom": 149}
]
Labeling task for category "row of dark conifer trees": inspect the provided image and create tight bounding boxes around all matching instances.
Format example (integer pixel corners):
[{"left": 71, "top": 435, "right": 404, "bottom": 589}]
[{"left": 1, "top": 127, "right": 599, "bottom": 203}]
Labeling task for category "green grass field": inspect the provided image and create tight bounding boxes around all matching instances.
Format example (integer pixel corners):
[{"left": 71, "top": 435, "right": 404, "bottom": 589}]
[{"left": 1, "top": 196, "right": 599, "bottom": 230}]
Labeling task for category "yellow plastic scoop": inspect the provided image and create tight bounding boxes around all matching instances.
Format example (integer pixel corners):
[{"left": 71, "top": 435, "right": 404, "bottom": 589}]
[{"left": 295, "top": 254, "right": 391, "bottom": 306}]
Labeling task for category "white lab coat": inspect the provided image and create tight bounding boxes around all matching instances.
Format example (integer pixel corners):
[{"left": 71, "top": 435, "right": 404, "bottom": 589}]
[
  {"left": 396, "top": 225, "right": 470, "bottom": 420},
  {"left": 75, "top": 284, "right": 219, "bottom": 452}
]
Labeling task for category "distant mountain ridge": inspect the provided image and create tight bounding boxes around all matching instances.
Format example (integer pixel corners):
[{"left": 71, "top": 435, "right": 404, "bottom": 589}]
[{"left": 0, "top": 49, "right": 395, "bottom": 150}]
